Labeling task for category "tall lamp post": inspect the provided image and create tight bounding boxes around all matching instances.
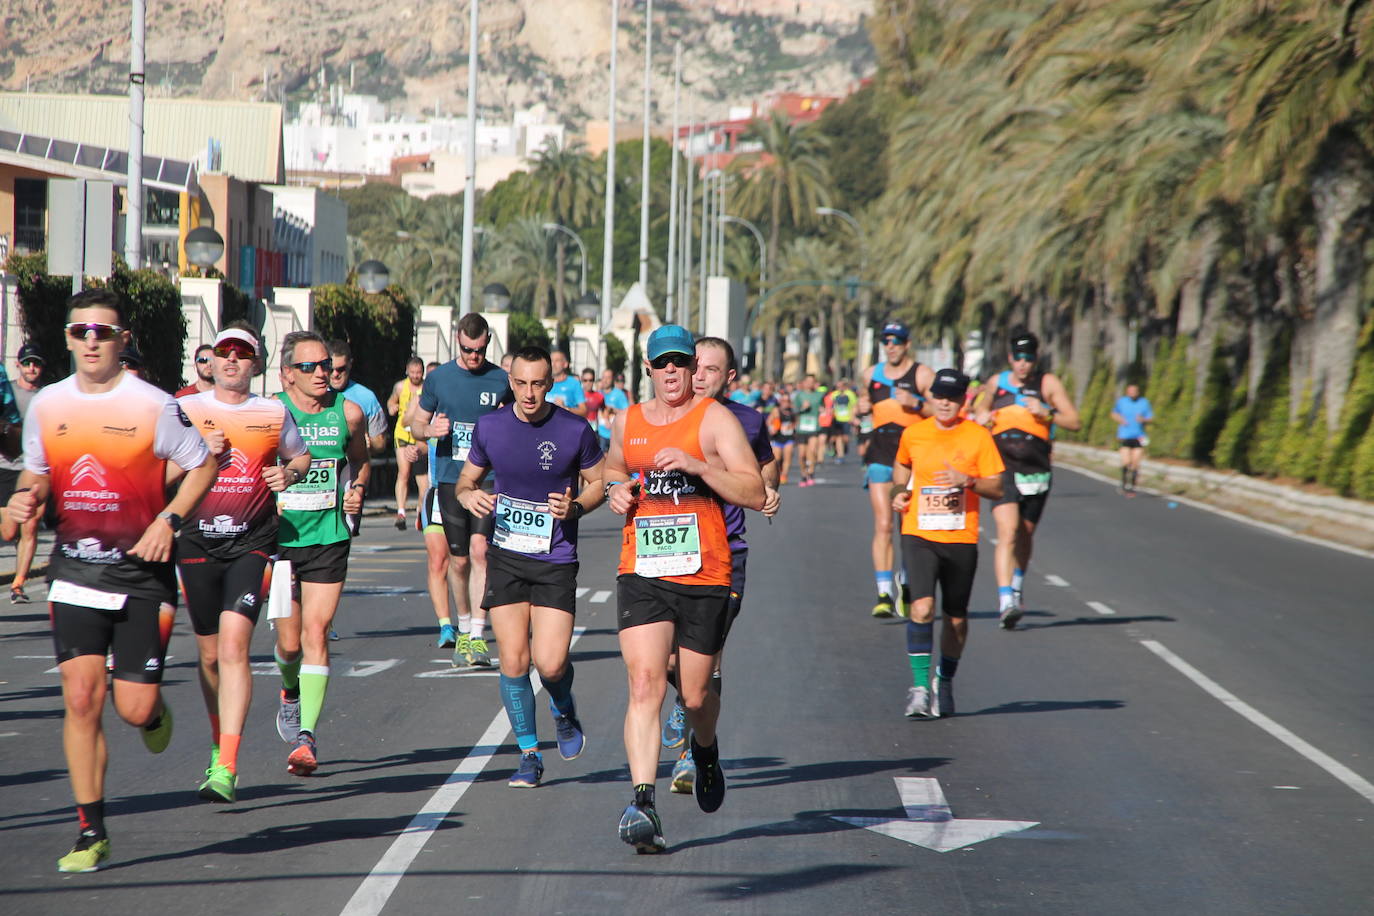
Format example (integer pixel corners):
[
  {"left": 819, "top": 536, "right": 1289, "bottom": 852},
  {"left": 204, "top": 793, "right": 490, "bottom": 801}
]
[
  {"left": 637, "top": 0, "right": 654, "bottom": 291},
  {"left": 356, "top": 259, "right": 390, "bottom": 295},
  {"left": 458, "top": 0, "right": 481, "bottom": 316},
  {"left": 816, "top": 206, "right": 870, "bottom": 376},
  {"left": 542, "top": 222, "right": 589, "bottom": 295},
  {"left": 601, "top": 0, "right": 619, "bottom": 334},
  {"left": 721, "top": 214, "right": 766, "bottom": 371}
]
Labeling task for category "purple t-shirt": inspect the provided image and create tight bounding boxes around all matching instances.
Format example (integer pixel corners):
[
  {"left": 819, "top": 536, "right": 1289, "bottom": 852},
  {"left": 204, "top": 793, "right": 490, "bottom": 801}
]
[
  {"left": 467, "top": 404, "right": 603, "bottom": 564},
  {"left": 722, "top": 398, "right": 775, "bottom": 547}
]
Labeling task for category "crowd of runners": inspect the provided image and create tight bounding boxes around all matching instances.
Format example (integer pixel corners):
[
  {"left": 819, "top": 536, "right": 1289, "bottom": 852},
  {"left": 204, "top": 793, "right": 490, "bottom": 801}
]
[{"left": 9, "top": 288, "right": 1173, "bottom": 870}]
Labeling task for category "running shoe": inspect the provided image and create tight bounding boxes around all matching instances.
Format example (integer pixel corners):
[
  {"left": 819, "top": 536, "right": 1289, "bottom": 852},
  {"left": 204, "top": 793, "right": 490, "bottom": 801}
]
[
  {"left": 277, "top": 691, "right": 301, "bottom": 742},
  {"left": 140, "top": 702, "right": 173, "bottom": 753},
  {"left": 468, "top": 637, "right": 492, "bottom": 667},
  {"left": 394, "top": 513, "right": 406, "bottom": 530},
  {"left": 670, "top": 749, "right": 696, "bottom": 794},
  {"left": 999, "top": 602, "right": 1023, "bottom": 630},
  {"left": 10, "top": 583, "right": 29, "bottom": 604},
  {"left": 437, "top": 623, "right": 457, "bottom": 648},
  {"left": 661, "top": 697, "right": 687, "bottom": 748},
  {"left": 691, "top": 738, "right": 726, "bottom": 813},
  {"left": 905, "top": 685, "right": 933, "bottom": 718},
  {"left": 871, "top": 593, "right": 897, "bottom": 618},
  {"left": 899, "top": 584, "right": 913, "bottom": 618},
  {"left": 1013, "top": 588, "right": 1025, "bottom": 612},
  {"left": 287, "top": 731, "right": 318, "bottom": 776},
  {"left": 933, "top": 677, "right": 955, "bottom": 718},
  {"left": 57, "top": 835, "right": 110, "bottom": 873},
  {"left": 199, "top": 762, "right": 237, "bottom": 803},
  {"left": 329, "top": 628, "right": 340, "bottom": 641},
  {"left": 618, "top": 802, "right": 666, "bottom": 854},
  {"left": 508, "top": 751, "right": 544, "bottom": 788},
  {"left": 452, "top": 632, "right": 472, "bottom": 667},
  {"left": 553, "top": 710, "right": 586, "bottom": 760}
]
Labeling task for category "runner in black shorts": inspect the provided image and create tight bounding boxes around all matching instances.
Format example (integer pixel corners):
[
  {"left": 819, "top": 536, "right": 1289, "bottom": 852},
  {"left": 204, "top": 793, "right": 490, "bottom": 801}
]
[
  {"left": 455, "top": 346, "right": 605, "bottom": 787},
  {"left": 411, "top": 313, "right": 511, "bottom": 666}
]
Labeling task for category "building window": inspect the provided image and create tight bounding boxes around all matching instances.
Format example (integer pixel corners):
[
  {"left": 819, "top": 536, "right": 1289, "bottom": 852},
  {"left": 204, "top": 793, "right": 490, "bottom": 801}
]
[
  {"left": 14, "top": 178, "right": 47, "bottom": 253},
  {"left": 144, "top": 189, "right": 180, "bottom": 227}
]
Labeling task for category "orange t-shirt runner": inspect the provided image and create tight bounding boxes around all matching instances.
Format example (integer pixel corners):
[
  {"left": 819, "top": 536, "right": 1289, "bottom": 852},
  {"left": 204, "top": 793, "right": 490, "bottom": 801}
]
[
  {"left": 895, "top": 417, "right": 1005, "bottom": 544},
  {"left": 617, "top": 399, "right": 731, "bottom": 587}
]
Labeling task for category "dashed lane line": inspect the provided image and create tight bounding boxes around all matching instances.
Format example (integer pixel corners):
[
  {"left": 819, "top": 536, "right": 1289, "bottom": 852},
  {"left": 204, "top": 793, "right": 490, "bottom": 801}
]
[{"left": 1086, "top": 601, "right": 1116, "bottom": 616}]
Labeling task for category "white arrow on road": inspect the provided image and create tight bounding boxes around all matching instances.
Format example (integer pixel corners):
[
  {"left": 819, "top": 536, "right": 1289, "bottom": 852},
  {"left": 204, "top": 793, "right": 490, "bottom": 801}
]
[{"left": 833, "top": 777, "right": 1038, "bottom": 852}]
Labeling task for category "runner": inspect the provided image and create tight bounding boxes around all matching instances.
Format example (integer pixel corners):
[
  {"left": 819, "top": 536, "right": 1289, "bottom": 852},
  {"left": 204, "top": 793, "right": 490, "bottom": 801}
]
[
  {"left": 549, "top": 350, "right": 587, "bottom": 417},
  {"left": 791, "top": 374, "right": 824, "bottom": 487},
  {"left": 4, "top": 343, "right": 44, "bottom": 603},
  {"left": 177, "top": 325, "right": 311, "bottom": 802},
  {"left": 388, "top": 357, "right": 428, "bottom": 529},
  {"left": 828, "top": 377, "right": 856, "bottom": 462},
  {"left": 1112, "top": 383, "right": 1153, "bottom": 497},
  {"left": 404, "top": 390, "right": 464, "bottom": 648},
  {"left": 581, "top": 367, "right": 605, "bottom": 435},
  {"left": 174, "top": 344, "right": 215, "bottom": 397},
  {"left": 272, "top": 330, "right": 370, "bottom": 776},
  {"left": 857, "top": 322, "right": 933, "bottom": 618},
  {"left": 8, "top": 289, "right": 215, "bottom": 872},
  {"left": 409, "top": 313, "right": 511, "bottom": 664},
  {"left": 598, "top": 369, "right": 629, "bottom": 453},
  {"left": 973, "top": 329, "right": 1080, "bottom": 628},
  {"left": 767, "top": 390, "right": 797, "bottom": 485},
  {"left": 454, "top": 346, "right": 605, "bottom": 788},
  {"left": 890, "top": 369, "right": 1004, "bottom": 718},
  {"left": 328, "top": 339, "right": 388, "bottom": 541},
  {"left": 605, "top": 324, "right": 765, "bottom": 853},
  {"left": 664, "top": 336, "right": 780, "bottom": 793}
]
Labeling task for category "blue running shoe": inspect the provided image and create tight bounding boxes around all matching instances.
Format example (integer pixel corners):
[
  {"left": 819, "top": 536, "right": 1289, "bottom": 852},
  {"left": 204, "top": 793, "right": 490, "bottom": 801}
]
[
  {"left": 661, "top": 697, "right": 686, "bottom": 749},
  {"left": 553, "top": 708, "right": 586, "bottom": 761},
  {"left": 670, "top": 749, "right": 696, "bottom": 794},
  {"left": 508, "top": 751, "right": 544, "bottom": 788},
  {"left": 437, "top": 624, "right": 457, "bottom": 648},
  {"left": 618, "top": 803, "right": 665, "bottom": 854}
]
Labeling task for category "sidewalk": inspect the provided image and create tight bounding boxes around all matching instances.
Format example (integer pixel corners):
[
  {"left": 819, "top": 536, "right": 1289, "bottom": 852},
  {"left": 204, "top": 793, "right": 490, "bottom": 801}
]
[{"left": 1055, "top": 442, "right": 1374, "bottom": 555}]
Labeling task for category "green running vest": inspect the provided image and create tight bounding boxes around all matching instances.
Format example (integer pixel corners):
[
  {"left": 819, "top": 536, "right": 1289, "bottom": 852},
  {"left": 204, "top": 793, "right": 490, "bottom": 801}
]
[{"left": 276, "top": 393, "right": 350, "bottom": 547}]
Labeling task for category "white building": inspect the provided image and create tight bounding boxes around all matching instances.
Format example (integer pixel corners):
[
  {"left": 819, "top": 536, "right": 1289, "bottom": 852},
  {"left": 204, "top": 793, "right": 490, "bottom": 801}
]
[{"left": 265, "top": 186, "right": 348, "bottom": 287}]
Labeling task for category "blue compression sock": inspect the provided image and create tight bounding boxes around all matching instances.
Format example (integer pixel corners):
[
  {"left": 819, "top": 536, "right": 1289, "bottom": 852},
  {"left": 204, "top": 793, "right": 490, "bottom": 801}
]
[
  {"left": 499, "top": 673, "right": 539, "bottom": 753},
  {"left": 543, "top": 665, "right": 576, "bottom": 718}
]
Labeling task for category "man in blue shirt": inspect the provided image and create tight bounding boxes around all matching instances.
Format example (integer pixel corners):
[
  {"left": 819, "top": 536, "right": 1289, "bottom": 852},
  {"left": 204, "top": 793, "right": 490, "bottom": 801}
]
[
  {"left": 549, "top": 350, "right": 587, "bottom": 418},
  {"left": 411, "top": 314, "right": 513, "bottom": 664},
  {"left": 1110, "top": 383, "right": 1153, "bottom": 496},
  {"left": 597, "top": 369, "right": 629, "bottom": 453}
]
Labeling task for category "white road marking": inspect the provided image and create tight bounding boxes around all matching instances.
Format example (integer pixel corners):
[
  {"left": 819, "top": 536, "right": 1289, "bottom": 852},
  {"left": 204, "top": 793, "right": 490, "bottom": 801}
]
[
  {"left": 342, "top": 660, "right": 400, "bottom": 678},
  {"left": 589, "top": 590, "right": 611, "bottom": 603},
  {"left": 342, "top": 629, "right": 584, "bottom": 916},
  {"left": 575, "top": 587, "right": 589, "bottom": 598},
  {"left": 1140, "top": 639, "right": 1374, "bottom": 807},
  {"left": 1045, "top": 575, "right": 1070, "bottom": 587},
  {"left": 833, "top": 777, "right": 1038, "bottom": 852},
  {"left": 1087, "top": 601, "right": 1116, "bottom": 616},
  {"left": 0, "top": 731, "right": 20, "bottom": 738}
]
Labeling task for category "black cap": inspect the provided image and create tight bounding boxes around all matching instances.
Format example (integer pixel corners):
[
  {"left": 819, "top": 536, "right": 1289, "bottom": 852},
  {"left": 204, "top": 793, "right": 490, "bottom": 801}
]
[
  {"left": 929, "top": 367, "right": 970, "bottom": 401},
  {"left": 16, "top": 343, "right": 44, "bottom": 365},
  {"left": 1010, "top": 331, "right": 1039, "bottom": 356},
  {"left": 119, "top": 346, "right": 144, "bottom": 368}
]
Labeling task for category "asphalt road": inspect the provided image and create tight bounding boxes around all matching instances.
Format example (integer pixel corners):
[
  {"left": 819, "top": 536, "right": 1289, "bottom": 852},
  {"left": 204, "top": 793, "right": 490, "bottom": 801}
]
[{"left": 1, "top": 463, "right": 1371, "bottom": 915}]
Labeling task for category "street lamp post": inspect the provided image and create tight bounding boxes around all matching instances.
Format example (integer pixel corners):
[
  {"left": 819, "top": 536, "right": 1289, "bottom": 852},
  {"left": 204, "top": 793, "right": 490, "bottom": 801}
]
[
  {"left": 638, "top": 0, "right": 653, "bottom": 291},
  {"left": 542, "top": 222, "right": 588, "bottom": 295},
  {"left": 459, "top": 0, "right": 481, "bottom": 316},
  {"left": 601, "top": 0, "right": 619, "bottom": 333},
  {"left": 356, "top": 259, "right": 390, "bottom": 295},
  {"left": 719, "top": 214, "right": 766, "bottom": 289},
  {"left": 816, "top": 206, "right": 871, "bottom": 376},
  {"left": 665, "top": 42, "right": 682, "bottom": 323}
]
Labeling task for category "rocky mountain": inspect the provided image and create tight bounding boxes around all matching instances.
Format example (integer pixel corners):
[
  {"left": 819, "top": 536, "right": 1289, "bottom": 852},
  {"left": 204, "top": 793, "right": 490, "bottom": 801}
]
[{"left": 2, "top": 0, "right": 875, "bottom": 126}]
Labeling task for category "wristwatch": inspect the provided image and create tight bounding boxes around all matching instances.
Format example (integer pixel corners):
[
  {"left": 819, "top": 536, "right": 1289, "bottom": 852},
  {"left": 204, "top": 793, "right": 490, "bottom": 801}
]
[{"left": 157, "top": 511, "right": 183, "bottom": 532}]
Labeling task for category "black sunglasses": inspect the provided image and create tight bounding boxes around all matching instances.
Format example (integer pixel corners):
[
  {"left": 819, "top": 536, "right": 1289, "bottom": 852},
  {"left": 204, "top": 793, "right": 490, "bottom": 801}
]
[
  {"left": 290, "top": 359, "right": 333, "bottom": 374},
  {"left": 650, "top": 353, "right": 693, "bottom": 370},
  {"left": 882, "top": 336, "right": 906, "bottom": 345},
  {"left": 1013, "top": 352, "right": 1037, "bottom": 362},
  {"left": 195, "top": 356, "right": 212, "bottom": 364},
  {"left": 459, "top": 343, "right": 487, "bottom": 355},
  {"left": 19, "top": 358, "right": 43, "bottom": 367}
]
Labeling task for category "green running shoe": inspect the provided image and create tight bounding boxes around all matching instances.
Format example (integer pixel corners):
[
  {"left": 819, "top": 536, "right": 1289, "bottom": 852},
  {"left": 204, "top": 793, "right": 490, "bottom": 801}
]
[
  {"left": 57, "top": 835, "right": 111, "bottom": 873},
  {"left": 468, "top": 637, "right": 492, "bottom": 667},
  {"left": 141, "top": 702, "right": 173, "bottom": 754},
  {"left": 452, "top": 632, "right": 472, "bottom": 667},
  {"left": 198, "top": 763, "right": 237, "bottom": 803}
]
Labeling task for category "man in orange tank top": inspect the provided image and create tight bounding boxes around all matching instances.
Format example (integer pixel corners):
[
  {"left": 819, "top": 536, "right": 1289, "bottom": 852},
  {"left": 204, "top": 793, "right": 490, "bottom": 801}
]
[{"left": 604, "top": 325, "right": 765, "bottom": 853}]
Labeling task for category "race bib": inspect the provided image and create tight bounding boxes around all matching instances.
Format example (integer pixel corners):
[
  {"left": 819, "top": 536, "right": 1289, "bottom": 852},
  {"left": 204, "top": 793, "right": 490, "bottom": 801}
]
[
  {"left": 633, "top": 513, "right": 702, "bottom": 578},
  {"left": 278, "top": 457, "right": 338, "bottom": 511},
  {"left": 859, "top": 415, "right": 874, "bottom": 434},
  {"left": 799, "top": 414, "right": 819, "bottom": 433},
  {"left": 451, "top": 422, "right": 475, "bottom": 461},
  {"left": 492, "top": 494, "right": 554, "bottom": 555},
  {"left": 1014, "top": 472, "right": 1052, "bottom": 496},
  {"left": 918, "top": 486, "right": 967, "bottom": 531},
  {"left": 49, "top": 579, "right": 127, "bottom": 611}
]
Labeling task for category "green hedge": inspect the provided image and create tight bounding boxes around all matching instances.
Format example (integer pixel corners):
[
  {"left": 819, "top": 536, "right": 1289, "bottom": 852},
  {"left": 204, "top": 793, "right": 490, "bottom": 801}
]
[{"left": 313, "top": 283, "right": 417, "bottom": 401}]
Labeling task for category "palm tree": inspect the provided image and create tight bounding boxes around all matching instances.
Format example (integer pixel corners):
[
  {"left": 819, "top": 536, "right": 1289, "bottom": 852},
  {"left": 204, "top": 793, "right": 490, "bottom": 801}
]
[
  {"left": 483, "top": 218, "right": 556, "bottom": 317},
  {"left": 525, "top": 140, "right": 603, "bottom": 321}
]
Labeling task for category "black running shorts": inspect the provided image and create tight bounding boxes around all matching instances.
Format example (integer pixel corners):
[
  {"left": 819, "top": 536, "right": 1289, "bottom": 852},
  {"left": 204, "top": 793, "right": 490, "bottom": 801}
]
[
  {"left": 993, "top": 469, "right": 1052, "bottom": 525},
  {"left": 51, "top": 596, "right": 171, "bottom": 684},
  {"left": 280, "top": 540, "right": 350, "bottom": 587},
  {"left": 177, "top": 542, "right": 275, "bottom": 636},
  {"left": 901, "top": 535, "right": 978, "bottom": 617},
  {"left": 721, "top": 546, "right": 748, "bottom": 643},
  {"left": 481, "top": 546, "right": 578, "bottom": 613},
  {"left": 616, "top": 573, "right": 731, "bottom": 656},
  {"left": 436, "top": 485, "right": 494, "bottom": 557}
]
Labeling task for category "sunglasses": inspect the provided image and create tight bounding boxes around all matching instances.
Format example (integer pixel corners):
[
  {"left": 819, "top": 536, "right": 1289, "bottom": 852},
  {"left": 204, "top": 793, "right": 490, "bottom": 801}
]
[
  {"left": 66, "top": 322, "right": 124, "bottom": 341},
  {"left": 19, "top": 358, "right": 43, "bottom": 368},
  {"left": 650, "top": 353, "right": 693, "bottom": 370},
  {"left": 195, "top": 356, "right": 212, "bottom": 364},
  {"left": 290, "top": 359, "right": 333, "bottom": 374},
  {"left": 329, "top": 363, "right": 350, "bottom": 373},
  {"left": 881, "top": 336, "right": 906, "bottom": 346},
  {"left": 459, "top": 343, "right": 487, "bottom": 355},
  {"left": 213, "top": 343, "right": 257, "bottom": 360},
  {"left": 1013, "top": 352, "right": 1038, "bottom": 362}
]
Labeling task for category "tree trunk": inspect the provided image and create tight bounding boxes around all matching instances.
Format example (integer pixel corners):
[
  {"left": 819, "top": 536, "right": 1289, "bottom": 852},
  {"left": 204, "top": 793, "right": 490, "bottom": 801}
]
[
  {"left": 762, "top": 190, "right": 782, "bottom": 382},
  {"left": 1068, "top": 289, "right": 1097, "bottom": 403},
  {"left": 830, "top": 293, "right": 846, "bottom": 381},
  {"left": 1309, "top": 133, "right": 1374, "bottom": 431}
]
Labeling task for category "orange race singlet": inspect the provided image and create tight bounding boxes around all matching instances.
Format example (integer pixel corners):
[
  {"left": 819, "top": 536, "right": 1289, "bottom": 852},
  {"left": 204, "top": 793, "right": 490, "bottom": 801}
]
[
  {"left": 895, "top": 417, "right": 1006, "bottom": 544},
  {"left": 617, "top": 399, "right": 731, "bottom": 587},
  {"left": 988, "top": 369, "right": 1053, "bottom": 474}
]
